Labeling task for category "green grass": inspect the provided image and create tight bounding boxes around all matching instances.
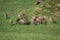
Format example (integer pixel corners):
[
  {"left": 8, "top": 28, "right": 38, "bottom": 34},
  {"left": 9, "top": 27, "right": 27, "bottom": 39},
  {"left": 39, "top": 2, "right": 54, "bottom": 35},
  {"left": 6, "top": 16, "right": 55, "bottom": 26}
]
[
  {"left": 0, "top": 0, "right": 60, "bottom": 40},
  {"left": 0, "top": 32, "right": 59, "bottom": 40}
]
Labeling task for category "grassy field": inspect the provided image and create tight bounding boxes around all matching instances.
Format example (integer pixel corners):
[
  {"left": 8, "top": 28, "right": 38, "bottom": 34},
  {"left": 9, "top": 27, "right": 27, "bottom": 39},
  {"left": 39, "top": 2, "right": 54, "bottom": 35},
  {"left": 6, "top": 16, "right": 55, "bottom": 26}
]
[{"left": 0, "top": 0, "right": 60, "bottom": 40}]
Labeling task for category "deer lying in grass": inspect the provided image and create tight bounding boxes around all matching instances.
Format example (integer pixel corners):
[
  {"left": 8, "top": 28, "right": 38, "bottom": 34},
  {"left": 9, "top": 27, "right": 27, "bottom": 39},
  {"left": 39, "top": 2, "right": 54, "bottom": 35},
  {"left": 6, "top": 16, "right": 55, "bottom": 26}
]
[
  {"left": 9, "top": 19, "right": 13, "bottom": 26},
  {"left": 18, "top": 13, "right": 25, "bottom": 19},
  {"left": 31, "top": 15, "right": 38, "bottom": 25},
  {"left": 4, "top": 12, "right": 9, "bottom": 19},
  {"left": 36, "top": 16, "right": 47, "bottom": 24},
  {"left": 20, "top": 18, "right": 30, "bottom": 25},
  {"left": 49, "top": 16, "right": 56, "bottom": 24}
]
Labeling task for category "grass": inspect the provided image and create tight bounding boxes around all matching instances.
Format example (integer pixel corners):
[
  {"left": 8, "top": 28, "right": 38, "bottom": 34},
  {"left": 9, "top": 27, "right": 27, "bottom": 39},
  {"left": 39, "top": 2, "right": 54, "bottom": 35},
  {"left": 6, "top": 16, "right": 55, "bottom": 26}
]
[
  {"left": 0, "top": 0, "right": 60, "bottom": 40},
  {"left": 0, "top": 32, "right": 59, "bottom": 40}
]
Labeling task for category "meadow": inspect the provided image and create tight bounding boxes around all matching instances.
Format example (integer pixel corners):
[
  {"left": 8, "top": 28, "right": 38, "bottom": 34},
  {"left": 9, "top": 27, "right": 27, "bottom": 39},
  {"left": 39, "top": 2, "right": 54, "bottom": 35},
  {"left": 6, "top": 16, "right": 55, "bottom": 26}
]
[{"left": 0, "top": 0, "right": 60, "bottom": 40}]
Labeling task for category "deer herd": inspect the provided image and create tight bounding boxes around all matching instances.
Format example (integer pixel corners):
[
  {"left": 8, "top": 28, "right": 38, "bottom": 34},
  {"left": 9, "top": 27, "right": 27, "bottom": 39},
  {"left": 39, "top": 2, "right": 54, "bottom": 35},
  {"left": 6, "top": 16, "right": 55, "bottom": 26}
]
[{"left": 4, "top": 12, "right": 56, "bottom": 26}]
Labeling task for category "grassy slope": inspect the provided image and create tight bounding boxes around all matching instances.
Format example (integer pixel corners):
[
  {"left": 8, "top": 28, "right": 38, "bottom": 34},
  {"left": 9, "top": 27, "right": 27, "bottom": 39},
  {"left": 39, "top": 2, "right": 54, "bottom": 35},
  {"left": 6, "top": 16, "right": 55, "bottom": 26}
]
[{"left": 0, "top": 0, "right": 60, "bottom": 40}]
